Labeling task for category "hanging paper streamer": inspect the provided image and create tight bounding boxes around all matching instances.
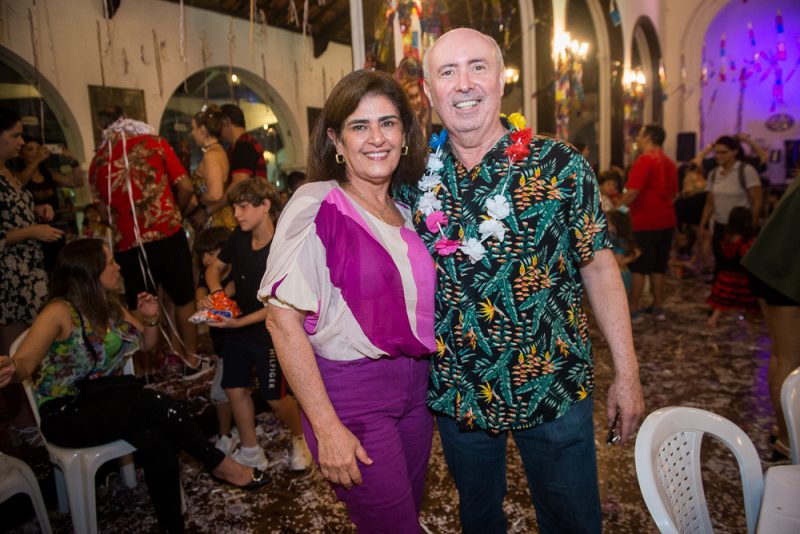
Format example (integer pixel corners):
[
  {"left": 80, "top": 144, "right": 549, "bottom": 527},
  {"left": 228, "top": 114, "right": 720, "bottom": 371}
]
[
  {"left": 261, "top": 52, "right": 269, "bottom": 103},
  {"left": 27, "top": 7, "right": 46, "bottom": 143},
  {"left": 294, "top": 60, "right": 300, "bottom": 110},
  {"left": 249, "top": 0, "right": 255, "bottom": 52},
  {"left": 95, "top": 20, "right": 106, "bottom": 86},
  {"left": 303, "top": 0, "right": 309, "bottom": 40},
  {"left": 227, "top": 21, "right": 235, "bottom": 101},
  {"left": 201, "top": 35, "right": 209, "bottom": 101},
  {"left": 288, "top": 0, "right": 299, "bottom": 28},
  {"left": 719, "top": 33, "right": 727, "bottom": 81},
  {"left": 152, "top": 30, "right": 164, "bottom": 97},
  {"left": 179, "top": 0, "right": 188, "bottom": 92}
]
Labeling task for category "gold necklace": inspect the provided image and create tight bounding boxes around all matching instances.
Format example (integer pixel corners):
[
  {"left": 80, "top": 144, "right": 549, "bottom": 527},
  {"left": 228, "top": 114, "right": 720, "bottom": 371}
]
[{"left": 346, "top": 184, "right": 392, "bottom": 222}]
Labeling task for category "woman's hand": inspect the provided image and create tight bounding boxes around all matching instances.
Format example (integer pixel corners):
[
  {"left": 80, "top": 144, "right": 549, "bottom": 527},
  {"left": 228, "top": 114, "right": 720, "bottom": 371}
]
[
  {"left": 136, "top": 292, "right": 159, "bottom": 321},
  {"left": 0, "top": 356, "right": 16, "bottom": 388},
  {"left": 34, "top": 204, "right": 55, "bottom": 222},
  {"left": 29, "top": 223, "right": 64, "bottom": 242},
  {"left": 35, "top": 146, "right": 50, "bottom": 163},
  {"left": 315, "top": 421, "right": 373, "bottom": 489}
]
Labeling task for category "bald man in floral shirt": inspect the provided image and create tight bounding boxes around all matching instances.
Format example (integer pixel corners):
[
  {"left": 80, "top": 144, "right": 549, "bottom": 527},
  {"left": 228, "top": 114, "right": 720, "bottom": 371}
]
[{"left": 397, "top": 28, "right": 644, "bottom": 533}]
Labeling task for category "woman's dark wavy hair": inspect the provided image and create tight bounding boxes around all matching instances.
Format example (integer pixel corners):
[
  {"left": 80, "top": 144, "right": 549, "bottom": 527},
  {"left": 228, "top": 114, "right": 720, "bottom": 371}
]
[
  {"left": 49, "top": 238, "right": 124, "bottom": 330},
  {"left": 195, "top": 104, "right": 225, "bottom": 139},
  {"left": 0, "top": 107, "right": 21, "bottom": 134},
  {"left": 714, "top": 135, "right": 745, "bottom": 161},
  {"left": 306, "top": 69, "right": 427, "bottom": 188}
]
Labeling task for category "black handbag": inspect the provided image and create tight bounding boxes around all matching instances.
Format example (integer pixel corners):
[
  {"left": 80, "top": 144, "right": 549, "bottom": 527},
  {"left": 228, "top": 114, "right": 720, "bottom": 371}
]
[{"left": 73, "top": 307, "right": 143, "bottom": 400}]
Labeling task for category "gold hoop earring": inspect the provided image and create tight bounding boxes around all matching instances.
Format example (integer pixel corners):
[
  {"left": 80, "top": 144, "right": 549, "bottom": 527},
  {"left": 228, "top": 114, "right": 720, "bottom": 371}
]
[
  {"left": 400, "top": 145, "right": 409, "bottom": 156},
  {"left": 335, "top": 153, "right": 345, "bottom": 164}
]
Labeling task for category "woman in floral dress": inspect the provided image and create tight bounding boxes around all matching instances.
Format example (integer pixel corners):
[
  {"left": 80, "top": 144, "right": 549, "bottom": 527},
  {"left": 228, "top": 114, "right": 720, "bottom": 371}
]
[{"left": 0, "top": 108, "right": 62, "bottom": 354}]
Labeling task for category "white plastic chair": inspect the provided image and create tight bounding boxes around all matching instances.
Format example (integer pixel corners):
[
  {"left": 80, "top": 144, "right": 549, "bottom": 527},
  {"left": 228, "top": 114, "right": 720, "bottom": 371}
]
[
  {"left": 780, "top": 367, "right": 800, "bottom": 464},
  {"left": 635, "top": 406, "right": 765, "bottom": 534},
  {"left": 0, "top": 451, "right": 53, "bottom": 534},
  {"left": 11, "top": 329, "right": 137, "bottom": 534}
]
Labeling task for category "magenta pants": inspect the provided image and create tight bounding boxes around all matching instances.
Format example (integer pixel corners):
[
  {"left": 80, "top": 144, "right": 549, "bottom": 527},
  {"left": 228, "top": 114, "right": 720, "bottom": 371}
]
[{"left": 301, "top": 355, "right": 433, "bottom": 534}]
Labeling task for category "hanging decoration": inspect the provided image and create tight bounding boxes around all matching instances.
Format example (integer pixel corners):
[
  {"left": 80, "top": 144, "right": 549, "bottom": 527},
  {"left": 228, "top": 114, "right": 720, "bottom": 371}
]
[
  {"left": 609, "top": 0, "right": 621, "bottom": 27},
  {"left": 261, "top": 52, "right": 269, "bottom": 103},
  {"left": 152, "top": 29, "right": 164, "bottom": 97},
  {"left": 294, "top": 60, "right": 300, "bottom": 107},
  {"left": 27, "top": 6, "right": 46, "bottom": 143},
  {"left": 122, "top": 47, "right": 129, "bottom": 74},
  {"left": 179, "top": 0, "right": 188, "bottom": 92},
  {"left": 288, "top": 0, "right": 299, "bottom": 28},
  {"left": 249, "top": 0, "right": 255, "bottom": 52},
  {"left": 227, "top": 21, "right": 236, "bottom": 101},
  {"left": 622, "top": 67, "right": 646, "bottom": 162},
  {"left": 554, "top": 32, "right": 589, "bottom": 141},
  {"left": 201, "top": 34, "right": 209, "bottom": 101},
  {"left": 95, "top": 20, "right": 106, "bottom": 86},
  {"left": 303, "top": 0, "right": 310, "bottom": 40}
]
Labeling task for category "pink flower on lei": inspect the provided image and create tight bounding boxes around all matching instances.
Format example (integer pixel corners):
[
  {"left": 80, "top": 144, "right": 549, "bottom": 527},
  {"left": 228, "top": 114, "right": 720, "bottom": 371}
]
[
  {"left": 434, "top": 239, "right": 461, "bottom": 256},
  {"left": 425, "top": 211, "right": 448, "bottom": 233}
]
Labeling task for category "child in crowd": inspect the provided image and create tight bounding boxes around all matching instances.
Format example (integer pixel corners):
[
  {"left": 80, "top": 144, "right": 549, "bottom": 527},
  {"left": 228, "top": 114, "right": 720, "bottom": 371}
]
[
  {"left": 194, "top": 226, "right": 239, "bottom": 454},
  {"left": 606, "top": 209, "right": 640, "bottom": 296},
  {"left": 707, "top": 206, "right": 758, "bottom": 328},
  {"left": 598, "top": 171, "right": 621, "bottom": 212},
  {"left": 80, "top": 204, "right": 112, "bottom": 241},
  {"left": 204, "top": 178, "right": 310, "bottom": 472}
]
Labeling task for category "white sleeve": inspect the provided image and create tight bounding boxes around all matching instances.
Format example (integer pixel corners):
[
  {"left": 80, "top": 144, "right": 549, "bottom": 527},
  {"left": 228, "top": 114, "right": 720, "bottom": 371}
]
[
  {"left": 258, "top": 185, "right": 325, "bottom": 314},
  {"left": 743, "top": 164, "right": 761, "bottom": 189}
]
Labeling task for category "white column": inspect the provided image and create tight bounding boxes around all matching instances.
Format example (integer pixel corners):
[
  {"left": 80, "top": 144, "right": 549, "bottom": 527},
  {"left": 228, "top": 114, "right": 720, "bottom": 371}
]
[{"left": 349, "top": 0, "right": 365, "bottom": 70}]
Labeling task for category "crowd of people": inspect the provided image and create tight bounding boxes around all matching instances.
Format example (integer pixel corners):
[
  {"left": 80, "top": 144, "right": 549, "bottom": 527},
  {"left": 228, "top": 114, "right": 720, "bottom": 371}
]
[{"left": 0, "top": 26, "right": 797, "bottom": 534}]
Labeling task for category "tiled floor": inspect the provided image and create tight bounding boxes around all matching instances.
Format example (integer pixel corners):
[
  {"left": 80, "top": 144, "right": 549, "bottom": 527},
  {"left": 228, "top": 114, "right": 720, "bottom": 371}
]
[{"left": 2, "top": 274, "right": 780, "bottom": 533}]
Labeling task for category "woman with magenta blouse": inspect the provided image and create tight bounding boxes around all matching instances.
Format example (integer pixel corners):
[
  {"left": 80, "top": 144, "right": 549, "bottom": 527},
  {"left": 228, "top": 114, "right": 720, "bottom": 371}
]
[{"left": 263, "top": 70, "right": 434, "bottom": 533}]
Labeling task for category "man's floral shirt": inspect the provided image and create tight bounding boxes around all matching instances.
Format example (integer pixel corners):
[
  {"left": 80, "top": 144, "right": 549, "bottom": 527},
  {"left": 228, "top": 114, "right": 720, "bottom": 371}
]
[{"left": 396, "top": 124, "right": 611, "bottom": 432}]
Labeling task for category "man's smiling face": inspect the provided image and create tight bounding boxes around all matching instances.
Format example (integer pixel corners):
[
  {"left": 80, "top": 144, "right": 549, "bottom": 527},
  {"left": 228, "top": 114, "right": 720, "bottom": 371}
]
[{"left": 424, "top": 28, "right": 505, "bottom": 143}]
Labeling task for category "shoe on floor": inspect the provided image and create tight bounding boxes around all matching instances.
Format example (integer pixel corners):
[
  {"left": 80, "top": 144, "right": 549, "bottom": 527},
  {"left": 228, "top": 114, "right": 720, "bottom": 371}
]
[
  {"left": 652, "top": 308, "right": 667, "bottom": 321},
  {"left": 232, "top": 447, "right": 270, "bottom": 471},
  {"left": 215, "top": 433, "right": 239, "bottom": 455},
  {"left": 289, "top": 435, "right": 312, "bottom": 472}
]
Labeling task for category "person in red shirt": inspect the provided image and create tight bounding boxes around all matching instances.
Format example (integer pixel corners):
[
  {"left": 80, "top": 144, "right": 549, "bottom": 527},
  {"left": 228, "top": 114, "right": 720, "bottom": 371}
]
[
  {"left": 620, "top": 124, "right": 679, "bottom": 321},
  {"left": 88, "top": 112, "right": 204, "bottom": 370},
  {"left": 219, "top": 104, "right": 268, "bottom": 185}
]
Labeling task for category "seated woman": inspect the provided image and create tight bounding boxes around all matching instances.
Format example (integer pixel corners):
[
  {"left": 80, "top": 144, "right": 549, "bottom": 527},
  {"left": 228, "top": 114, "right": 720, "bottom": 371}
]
[{"left": 0, "top": 238, "right": 267, "bottom": 534}]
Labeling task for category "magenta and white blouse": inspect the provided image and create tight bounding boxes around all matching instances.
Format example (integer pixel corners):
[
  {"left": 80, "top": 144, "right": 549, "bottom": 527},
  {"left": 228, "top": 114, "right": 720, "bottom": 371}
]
[{"left": 258, "top": 181, "right": 436, "bottom": 361}]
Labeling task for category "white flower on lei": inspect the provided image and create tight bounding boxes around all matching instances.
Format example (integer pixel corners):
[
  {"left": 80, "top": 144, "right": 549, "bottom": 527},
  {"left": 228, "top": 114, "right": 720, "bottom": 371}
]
[
  {"left": 479, "top": 218, "right": 506, "bottom": 242},
  {"left": 485, "top": 195, "right": 511, "bottom": 220},
  {"left": 418, "top": 191, "right": 443, "bottom": 216},
  {"left": 459, "top": 238, "right": 486, "bottom": 264},
  {"left": 426, "top": 153, "right": 445, "bottom": 172},
  {"left": 418, "top": 171, "right": 442, "bottom": 192}
]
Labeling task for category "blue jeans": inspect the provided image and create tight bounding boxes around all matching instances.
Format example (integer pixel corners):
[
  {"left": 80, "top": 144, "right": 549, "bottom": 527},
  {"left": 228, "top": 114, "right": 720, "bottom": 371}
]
[{"left": 436, "top": 398, "right": 601, "bottom": 534}]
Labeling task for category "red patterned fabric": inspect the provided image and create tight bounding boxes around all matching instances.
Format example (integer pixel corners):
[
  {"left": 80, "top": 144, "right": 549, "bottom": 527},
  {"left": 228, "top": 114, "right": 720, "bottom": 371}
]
[{"left": 89, "top": 134, "right": 188, "bottom": 252}]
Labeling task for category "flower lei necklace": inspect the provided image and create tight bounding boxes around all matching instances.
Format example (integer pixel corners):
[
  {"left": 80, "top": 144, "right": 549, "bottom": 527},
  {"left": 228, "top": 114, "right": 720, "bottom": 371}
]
[{"left": 418, "top": 113, "right": 531, "bottom": 264}]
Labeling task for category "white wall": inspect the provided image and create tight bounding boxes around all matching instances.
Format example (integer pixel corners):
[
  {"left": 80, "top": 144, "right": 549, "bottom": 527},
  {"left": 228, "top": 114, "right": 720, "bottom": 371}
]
[{"left": 0, "top": 0, "right": 353, "bottom": 170}]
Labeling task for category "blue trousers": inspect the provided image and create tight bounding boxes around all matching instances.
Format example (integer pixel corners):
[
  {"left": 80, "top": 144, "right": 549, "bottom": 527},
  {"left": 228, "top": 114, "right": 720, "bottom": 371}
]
[{"left": 437, "top": 398, "right": 601, "bottom": 534}]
